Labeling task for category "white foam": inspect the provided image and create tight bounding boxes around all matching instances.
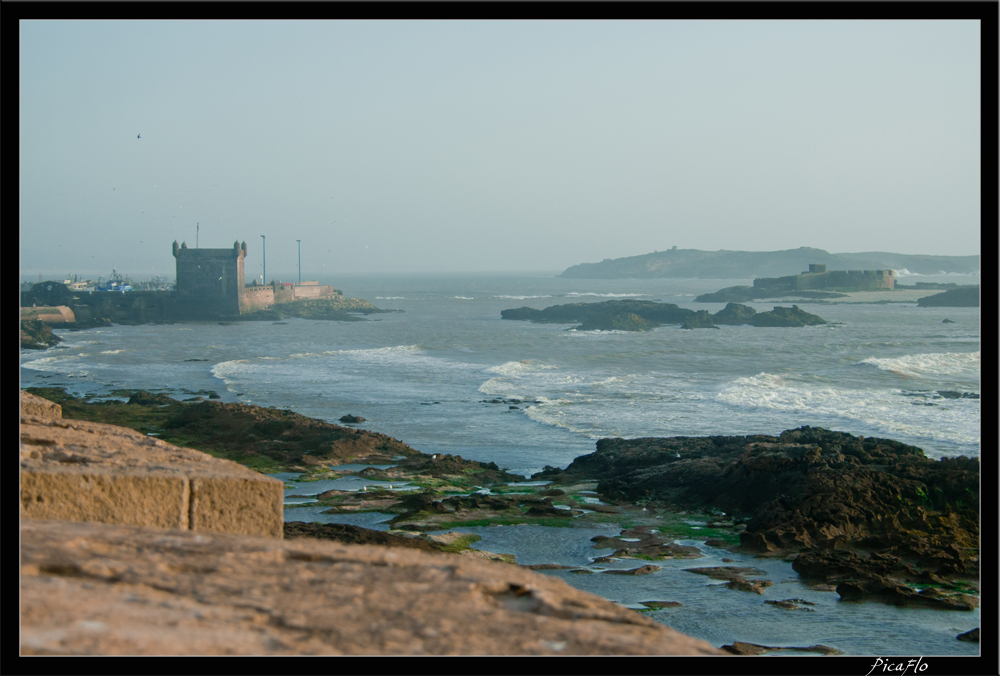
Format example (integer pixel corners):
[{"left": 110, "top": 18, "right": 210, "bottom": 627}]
[
  {"left": 716, "top": 372, "right": 980, "bottom": 447},
  {"left": 375, "top": 296, "right": 405, "bottom": 300},
  {"left": 493, "top": 295, "right": 553, "bottom": 300},
  {"left": 452, "top": 296, "right": 474, "bottom": 300},
  {"left": 99, "top": 350, "right": 124, "bottom": 354},
  {"left": 563, "top": 292, "right": 643, "bottom": 298},
  {"left": 859, "top": 352, "right": 980, "bottom": 379},
  {"left": 487, "top": 360, "right": 558, "bottom": 376}
]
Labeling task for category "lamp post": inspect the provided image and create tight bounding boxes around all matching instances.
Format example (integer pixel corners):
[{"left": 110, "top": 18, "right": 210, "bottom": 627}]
[
  {"left": 261, "top": 235, "right": 266, "bottom": 287},
  {"left": 297, "top": 240, "right": 301, "bottom": 283}
]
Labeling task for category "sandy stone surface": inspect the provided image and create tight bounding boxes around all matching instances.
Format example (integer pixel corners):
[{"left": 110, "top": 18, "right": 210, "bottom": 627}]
[
  {"left": 20, "top": 394, "right": 283, "bottom": 537},
  {"left": 20, "top": 519, "right": 724, "bottom": 656},
  {"left": 20, "top": 390, "right": 62, "bottom": 419}
]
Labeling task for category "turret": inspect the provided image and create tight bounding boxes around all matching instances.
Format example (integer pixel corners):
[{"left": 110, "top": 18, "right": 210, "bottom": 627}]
[{"left": 172, "top": 240, "right": 179, "bottom": 257}]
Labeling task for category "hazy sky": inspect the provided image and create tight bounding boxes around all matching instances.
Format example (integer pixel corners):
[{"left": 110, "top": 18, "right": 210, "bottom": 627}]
[{"left": 20, "top": 20, "right": 981, "bottom": 279}]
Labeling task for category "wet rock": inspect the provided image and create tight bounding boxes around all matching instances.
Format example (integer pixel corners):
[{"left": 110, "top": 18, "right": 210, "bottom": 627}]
[
  {"left": 750, "top": 305, "right": 827, "bottom": 327},
  {"left": 764, "top": 599, "right": 816, "bottom": 611},
  {"left": 722, "top": 642, "right": 841, "bottom": 656},
  {"left": 956, "top": 628, "right": 979, "bottom": 642},
  {"left": 603, "top": 565, "right": 661, "bottom": 576},
  {"left": 127, "top": 390, "right": 176, "bottom": 406},
  {"left": 522, "top": 564, "right": 576, "bottom": 570},
  {"left": 542, "top": 426, "right": 979, "bottom": 606},
  {"left": 339, "top": 414, "right": 365, "bottom": 423},
  {"left": 711, "top": 302, "right": 757, "bottom": 325},
  {"left": 680, "top": 310, "right": 718, "bottom": 330},
  {"left": 640, "top": 601, "right": 683, "bottom": 609},
  {"left": 726, "top": 579, "right": 773, "bottom": 594}
]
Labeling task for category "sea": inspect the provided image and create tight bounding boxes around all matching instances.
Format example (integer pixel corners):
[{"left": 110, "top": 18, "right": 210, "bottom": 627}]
[{"left": 20, "top": 272, "right": 981, "bottom": 656}]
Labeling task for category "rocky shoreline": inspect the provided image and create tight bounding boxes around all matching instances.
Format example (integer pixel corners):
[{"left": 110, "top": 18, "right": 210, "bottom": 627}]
[
  {"left": 29, "top": 387, "right": 980, "bottom": 619},
  {"left": 21, "top": 388, "right": 982, "bottom": 653}
]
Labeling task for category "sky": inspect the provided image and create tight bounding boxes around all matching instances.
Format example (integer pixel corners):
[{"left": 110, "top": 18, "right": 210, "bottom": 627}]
[{"left": 20, "top": 20, "right": 982, "bottom": 280}]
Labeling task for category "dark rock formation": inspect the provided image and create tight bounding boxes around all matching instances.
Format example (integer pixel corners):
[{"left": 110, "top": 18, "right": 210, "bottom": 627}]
[
  {"left": 957, "top": 628, "right": 979, "bottom": 642},
  {"left": 501, "top": 299, "right": 826, "bottom": 331},
  {"left": 722, "top": 642, "right": 841, "bottom": 656},
  {"left": 536, "top": 427, "right": 979, "bottom": 605},
  {"left": 680, "top": 310, "right": 718, "bottom": 330},
  {"left": 917, "top": 286, "right": 979, "bottom": 307},
  {"left": 501, "top": 300, "right": 695, "bottom": 331},
  {"left": 684, "top": 566, "right": 773, "bottom": 593},
  {"left": 711, "top": 303, "right": 757, "bottom": 325},
  {"left": 284, "top": 521, "right": 451, "bottom": 553},
  {"left": 603, "top": 565, "right": 661, "bottom": 576},
  {"left": 749, "top": 305, "right": 827, "bottom": 327},
  {"left": 339, "top": 414, "right": 365, "bottom": 424},
  {"left": 640, "top": 601, "right": 683, "bottom": 609},
  {"left": 127, "top": 391, "right": 177, "bottom": 406},
  {"left": 764, "top": 599, "right": 816, "bottom": 611},
  {"left": 577, "top": 312, "right": 657, "bottom": 332}
]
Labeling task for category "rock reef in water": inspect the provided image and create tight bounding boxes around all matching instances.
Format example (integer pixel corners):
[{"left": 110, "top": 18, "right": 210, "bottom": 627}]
[
  {"left": 501, "top": 300, "right": 826, "bottom": 331},
  {"left": 748, "top": 305, "right": 827, "bottom": 327},
  {"left": 916, "top": 286, "right": 980, "bottom": 307},
  {"left": 535, "top": 426, "right": 979, "bottom": 607}
]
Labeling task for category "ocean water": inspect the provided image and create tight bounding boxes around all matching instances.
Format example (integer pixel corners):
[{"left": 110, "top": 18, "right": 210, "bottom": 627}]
[{"left": 20, "top": 273, "right": 981, "bottom": 655}]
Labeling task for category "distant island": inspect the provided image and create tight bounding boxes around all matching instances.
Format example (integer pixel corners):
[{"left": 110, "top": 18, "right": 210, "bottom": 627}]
[{"left": 560, "top": 247, "right": 980, "bottom": 279}]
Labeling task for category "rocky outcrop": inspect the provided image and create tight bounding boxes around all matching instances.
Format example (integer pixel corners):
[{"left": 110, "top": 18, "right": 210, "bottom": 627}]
[
  {"left": 501, "top": 300, "right": 695, "bottom": 331},
  {"left": 20, "top": 318, "right": 63, "bottom": 350},
  {"left": 239, "top": 296, "right": 393, "bottom": 321},
  {"left": 749, "top": 305, "right": 827, "bottom": 327},
  {"left": 535, "top": 427, "right": 979, "bottom": 605},
  {"left": 680, "top": 311, "right": 719, "bottom": 330},
  {"left": 711, "top": 303, "right": 758, "bottom": 325},
  {"left": 577, "top": 312, "right": 658, "bottom": 332},
  {"left": 916, "top": 286, "right": 980, "bottom": 307},
  {"left": 20, "top": 519, "right": 723, "bottom": 655},
  {"left": 501, "top": 300, "right": 827, "bottom": 331}
]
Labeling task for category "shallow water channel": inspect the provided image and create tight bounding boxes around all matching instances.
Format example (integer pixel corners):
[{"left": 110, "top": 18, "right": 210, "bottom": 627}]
[{"left": 280, "top": 501, "right": 980, "bottom": 657}]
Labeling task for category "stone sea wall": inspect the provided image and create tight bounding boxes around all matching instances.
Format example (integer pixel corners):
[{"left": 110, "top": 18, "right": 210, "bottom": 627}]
[{"left": 18, "top": 391, "right": 721, "bottom": 656}]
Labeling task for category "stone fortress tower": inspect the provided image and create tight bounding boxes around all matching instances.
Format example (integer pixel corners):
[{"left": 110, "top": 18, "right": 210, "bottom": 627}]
[{"left": 172, "top": 240, "right": 247, "bottom": 319}]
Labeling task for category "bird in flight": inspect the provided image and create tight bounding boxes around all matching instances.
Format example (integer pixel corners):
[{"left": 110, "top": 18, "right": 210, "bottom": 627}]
[{"left": 137, "top": 134, "right": 141, "bottom": 139}]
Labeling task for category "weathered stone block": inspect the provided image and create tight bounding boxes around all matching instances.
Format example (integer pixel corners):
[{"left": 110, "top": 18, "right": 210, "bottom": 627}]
[{"left": 20, "top": 397, "right": 283, "bottom": 538}]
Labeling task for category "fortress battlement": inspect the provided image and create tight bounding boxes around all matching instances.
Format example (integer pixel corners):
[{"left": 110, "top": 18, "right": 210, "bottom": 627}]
[{"left": 753, "top": 265, "right": 894, "bottom": 292}]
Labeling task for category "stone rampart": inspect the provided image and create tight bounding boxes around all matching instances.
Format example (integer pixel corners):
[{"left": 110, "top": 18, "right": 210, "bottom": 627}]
[
  {"left": 18, "top": 390, "right": 723, "bottom": 655},
  {"left": 20, "top": 306, "right": 75, "bottom": 323},
  {"left": 20, "top": 391, "right": 283, "bottom": 537},
  {"left": 753, "top": 266, "right": 894, "bottom": 292},
  {"left": 240, "top": 284, "right": 275, "bottom": 313}
]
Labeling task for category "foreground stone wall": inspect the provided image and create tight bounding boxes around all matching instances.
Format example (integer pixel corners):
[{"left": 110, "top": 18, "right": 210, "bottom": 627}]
[
  {"left": 20, "top": 519, "right": 722, "bottom": 655},
  {"left": 19, "top": 390, "right": 722, "bottom": 655},
  {"left": 19, "top": 391, "right": 283, "bottom": 538}
]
